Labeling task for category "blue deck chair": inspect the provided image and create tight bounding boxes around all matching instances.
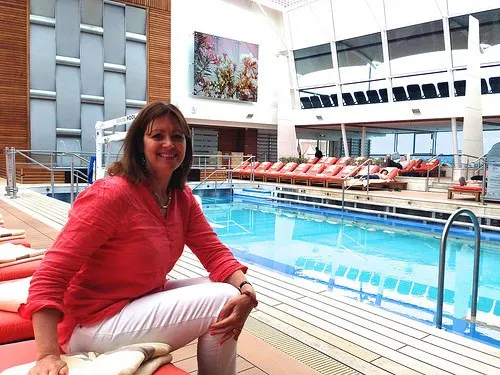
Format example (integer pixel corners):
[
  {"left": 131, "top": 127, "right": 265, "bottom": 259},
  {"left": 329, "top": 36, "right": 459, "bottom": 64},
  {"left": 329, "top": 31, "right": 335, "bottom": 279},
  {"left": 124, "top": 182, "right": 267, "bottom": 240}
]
[
  {"left": 342, "top": 92, "right": 356, "bottom": 106},
  {"left": 437, "top": 82, "right": 450, "bottom": 97},
  {"left": 378, "top": 88, "right": 389, "bottom": 102},
  {"left": 407, "top": 84, "right": 423, "bottom": 100},
  {"left": 454, "top": 80, "right": 466, "bottom": 96},
  {"left": 300, "top": 97, "right": 313, "bottom": 109},
  {"left": 366, "top": 89, "right": 381, "bottom": 103},
  {"left": 421, "top": 83, "right": 438, "bottom": 99},
  {"left": 481, "top": 78, "right": 489, "bottom": 94},
  {"left": 353, "top": 91, "right": 369, "bottom": 104},
  {"left": 392, "top": 86, "right": 408, "bottom": 101},
  {"left": 319, "top": 94, "right": 333, "bottom": 107},
  {"left": 490, "top": 76, "right": 500, "bottom": 93},
  {"left": 310, "top": 95, "right": 322, "bottom": 108}
]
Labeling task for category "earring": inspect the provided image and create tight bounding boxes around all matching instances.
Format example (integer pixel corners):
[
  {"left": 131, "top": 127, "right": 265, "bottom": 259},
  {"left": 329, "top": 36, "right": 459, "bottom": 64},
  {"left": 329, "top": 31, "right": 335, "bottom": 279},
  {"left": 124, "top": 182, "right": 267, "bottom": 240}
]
[{"left": 140, "top": 154, "right": 146, "bottom": 167}]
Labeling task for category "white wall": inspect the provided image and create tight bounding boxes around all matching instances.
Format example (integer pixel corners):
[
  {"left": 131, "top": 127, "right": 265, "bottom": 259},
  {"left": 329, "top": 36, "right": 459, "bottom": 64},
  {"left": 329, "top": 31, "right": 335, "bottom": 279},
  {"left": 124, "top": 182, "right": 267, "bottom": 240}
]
[{"left": 170, "top": 0, "right": 284, "bottom": 128}]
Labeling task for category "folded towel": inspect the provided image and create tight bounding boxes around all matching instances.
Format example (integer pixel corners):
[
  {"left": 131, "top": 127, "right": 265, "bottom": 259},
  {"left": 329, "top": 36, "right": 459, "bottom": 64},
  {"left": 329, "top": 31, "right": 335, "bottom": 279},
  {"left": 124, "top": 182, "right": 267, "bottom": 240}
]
[
  {"left": 0, "top": 254, "right": 44, "bottom": 269},
  {"left": 0, "top": 228, "right": 25, "bottom": 238},
  {"left": 2, "top": 342, "right": 173, "bottom": 375},
  {"left": 0, "top": 277, "right": 31, "bottom": 312},
  {"left": 0, "top": 243, "right": 45, "bottom": 263}
]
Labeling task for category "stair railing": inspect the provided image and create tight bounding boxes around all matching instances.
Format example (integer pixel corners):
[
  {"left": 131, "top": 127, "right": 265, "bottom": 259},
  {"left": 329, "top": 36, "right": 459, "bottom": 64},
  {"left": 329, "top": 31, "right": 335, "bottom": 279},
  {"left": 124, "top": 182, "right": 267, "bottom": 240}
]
[{"left": 435, "top": 209, "right": 481, "bottom": 331}]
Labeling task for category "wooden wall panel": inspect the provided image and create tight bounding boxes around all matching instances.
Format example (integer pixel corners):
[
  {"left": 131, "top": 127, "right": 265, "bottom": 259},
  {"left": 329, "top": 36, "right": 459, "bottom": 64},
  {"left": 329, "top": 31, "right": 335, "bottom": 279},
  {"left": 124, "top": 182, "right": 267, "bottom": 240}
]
[
  {"left": 148, "top": 9, "right": 171, "bottom": 102},
  {"left": 218, "top": 128, "right": 240, "bottom": 153},
  {"left": 121, "top": 0, "right": 170, "bottom": 10},
  {"left": 242, "top": 128, "right": 258, "bottom": 156},
  {"left": 0, "top": 1, "right": 29, "bottom": 176}
]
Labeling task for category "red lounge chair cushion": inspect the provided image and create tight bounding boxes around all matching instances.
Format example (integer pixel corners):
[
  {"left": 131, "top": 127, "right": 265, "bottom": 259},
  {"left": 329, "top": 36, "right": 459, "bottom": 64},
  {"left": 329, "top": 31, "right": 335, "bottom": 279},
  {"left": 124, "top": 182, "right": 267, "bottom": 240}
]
[
  {"left": 0, "top": 311, "right": 34, "bottom": 345},
  {"left": 0, "top": 259, "right": 42, "bottom": 282},
  {"left": 451, "top": 185, "right": 482, "bottom": 191},
  {"left": 0, "top": 340, "right": 188, "bottom": 374}
]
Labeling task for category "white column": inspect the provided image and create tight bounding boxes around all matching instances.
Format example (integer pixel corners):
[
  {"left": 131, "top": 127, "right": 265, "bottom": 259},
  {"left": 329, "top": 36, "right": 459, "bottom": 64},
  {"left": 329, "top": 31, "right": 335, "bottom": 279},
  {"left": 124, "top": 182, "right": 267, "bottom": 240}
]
[
  {"left": 451, "top": 117, "right": 460, "bottom": 168},
  {"left": 276, "top": 54, "right": 298, "bottom": 158},
  {"left": 341, "top": 123, "right": 349, "bottom": 157},
  {"left": 462, "top": 16, "right": 484, "bottom": 159},
  {"left": 360, "top": 127, "right": 366, "bottom": 157}
]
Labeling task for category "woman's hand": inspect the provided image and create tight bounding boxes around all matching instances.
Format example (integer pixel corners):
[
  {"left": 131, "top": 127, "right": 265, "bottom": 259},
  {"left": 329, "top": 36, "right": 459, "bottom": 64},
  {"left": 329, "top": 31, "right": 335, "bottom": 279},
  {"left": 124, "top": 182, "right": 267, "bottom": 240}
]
[
  {"left": 209, "top": 293, "right": 255, "bottom": 345},
  {"left": 28, "top": 354, "right": 68, "bottom": 375}
]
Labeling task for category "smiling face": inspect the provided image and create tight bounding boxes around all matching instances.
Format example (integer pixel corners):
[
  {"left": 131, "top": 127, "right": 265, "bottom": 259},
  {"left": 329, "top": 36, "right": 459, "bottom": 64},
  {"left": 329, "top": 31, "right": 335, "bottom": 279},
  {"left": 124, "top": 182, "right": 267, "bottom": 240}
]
[{"left": 143, "top": 115, "right": 186, "bottom": 185}]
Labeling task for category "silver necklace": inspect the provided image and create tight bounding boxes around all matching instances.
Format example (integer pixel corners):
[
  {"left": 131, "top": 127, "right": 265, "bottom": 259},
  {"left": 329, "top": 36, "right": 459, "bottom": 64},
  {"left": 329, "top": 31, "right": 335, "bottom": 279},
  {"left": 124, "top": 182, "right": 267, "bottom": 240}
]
[{"left": 152, "top": 190, "right": 171, "bottom": 210}]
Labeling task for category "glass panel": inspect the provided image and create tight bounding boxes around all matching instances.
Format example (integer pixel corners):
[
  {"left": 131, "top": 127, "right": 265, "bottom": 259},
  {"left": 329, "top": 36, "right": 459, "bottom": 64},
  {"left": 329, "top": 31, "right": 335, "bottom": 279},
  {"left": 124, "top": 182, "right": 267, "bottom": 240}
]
[
  {"left": 414, "top": 133, "right": 433, "bottom": 154},
  {"left": 104, "top": 4, "right": 125, "bottom": 65},
  {"left": 384, "top": 0, "right": 445, "bottom": 30},
  {"left": 294, "top": 44, "right": 334, "bottom": 88},
  {"left": 336, "top": 33, "right": 384, "bottom": 84},
  {"left": 56, "top": 0, "right": 80, "bottom": 58},
  {"left": 81, "top": 0, "right": 102, "bottom": 26},
  {"left": 126, "top": 5, "right": 146, "bottom": 35},
  {"left": 81, "top": 33, "right": 104, "bottom": 96},
  {"left": 30, "top": 24, "right": 56, "bottom": 91},
  {"left": 388, "top": 20, "right": 446, "bottom": 76},
  {"left": 450, "top": 9, "right": 500, "bottom": 67},
  {"left": 30, "top": 0, "right": 55, "bottom": 18},
  {"left": 370, "top": 134, "right": 395, "bottom": 155},
  {"left": 341, "top": 80, "right": 385, "bottom": 105},
  {"left": 391, "top": 71, "right": 449, "bottom": 100},
  {"left": 397, "top": 133, "right": 414, "bottom": 154},
  {"left": 81, "top": 103, "right": 104, "bottom": 153},
  {"left": 56, "top": 137, "right": 82, "bottom": 167},
  {"left": 484, "top": 130, "right": 500, "bottom": 153},
  {"left": 288, "top": 0, "right": 333, "bottom": 50},
  {"left": 30, "top": 99, "right": 56, "bottom": 150},
  {"left": 104, "top": 71, "right": 126, "bottom": 121},
  {"left": 332, "top": 0, "right": 384, "bottom": 41},
  {"left": 56, "top": 66, "right": 81, "bottom": 129},
  {"left": 126, "top": 41, "right": 146, "bottom": 100}
]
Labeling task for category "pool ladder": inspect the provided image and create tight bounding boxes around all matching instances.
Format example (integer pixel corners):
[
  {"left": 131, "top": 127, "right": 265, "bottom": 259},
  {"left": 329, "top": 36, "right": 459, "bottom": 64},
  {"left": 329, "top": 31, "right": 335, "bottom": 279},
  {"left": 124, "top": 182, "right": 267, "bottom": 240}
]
[{"left": 435, "top": 208, "right": 481, "bottom": 330}]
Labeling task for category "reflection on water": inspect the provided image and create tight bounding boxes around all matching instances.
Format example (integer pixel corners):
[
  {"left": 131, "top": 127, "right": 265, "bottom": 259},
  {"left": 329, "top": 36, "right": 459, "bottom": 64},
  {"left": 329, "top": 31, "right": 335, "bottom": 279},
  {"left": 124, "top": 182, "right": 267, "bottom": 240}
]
[{"left": 205, "top": 202, "right": 500, "bottom": 347}]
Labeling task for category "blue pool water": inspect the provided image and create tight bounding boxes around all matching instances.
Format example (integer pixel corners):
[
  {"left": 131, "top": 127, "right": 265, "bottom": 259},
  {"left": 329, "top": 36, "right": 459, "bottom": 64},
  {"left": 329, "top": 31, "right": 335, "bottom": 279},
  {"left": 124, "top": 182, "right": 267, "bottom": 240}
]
[{"left": 204, "top": 200, "right": 500, "bottom": 347}]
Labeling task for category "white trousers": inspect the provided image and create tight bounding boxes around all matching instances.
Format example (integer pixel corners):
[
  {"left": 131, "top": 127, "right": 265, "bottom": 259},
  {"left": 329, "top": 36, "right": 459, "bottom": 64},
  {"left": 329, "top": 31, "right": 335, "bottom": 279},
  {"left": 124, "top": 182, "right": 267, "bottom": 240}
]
[{"left": 67, "top": 277, "right": 239, "bottom": 375}]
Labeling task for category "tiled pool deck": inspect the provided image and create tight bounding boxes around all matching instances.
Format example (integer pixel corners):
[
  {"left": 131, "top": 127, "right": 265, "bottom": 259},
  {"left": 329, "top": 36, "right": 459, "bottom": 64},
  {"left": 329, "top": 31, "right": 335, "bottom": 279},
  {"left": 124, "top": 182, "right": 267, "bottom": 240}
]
[{"left": 1, "top": 183, "right": 499, "bottom": 374}]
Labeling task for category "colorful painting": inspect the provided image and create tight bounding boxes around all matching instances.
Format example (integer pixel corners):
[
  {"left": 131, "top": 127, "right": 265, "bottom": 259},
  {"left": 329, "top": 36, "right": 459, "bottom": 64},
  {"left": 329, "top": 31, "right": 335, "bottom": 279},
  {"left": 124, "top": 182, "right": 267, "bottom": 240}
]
[{"left": 193, "top": 31, "right": 259, "bottom": 102}]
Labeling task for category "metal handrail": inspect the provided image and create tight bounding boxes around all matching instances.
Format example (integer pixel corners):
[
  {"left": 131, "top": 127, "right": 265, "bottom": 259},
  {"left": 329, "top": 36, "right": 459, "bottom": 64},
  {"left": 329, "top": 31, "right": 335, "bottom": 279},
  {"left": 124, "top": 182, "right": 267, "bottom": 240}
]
[
  {"left": 435, "top": 209, "right": 481, "bottom": 330},
  {"left": 341, "top": 159, "right": 374, "bottom": 212}
]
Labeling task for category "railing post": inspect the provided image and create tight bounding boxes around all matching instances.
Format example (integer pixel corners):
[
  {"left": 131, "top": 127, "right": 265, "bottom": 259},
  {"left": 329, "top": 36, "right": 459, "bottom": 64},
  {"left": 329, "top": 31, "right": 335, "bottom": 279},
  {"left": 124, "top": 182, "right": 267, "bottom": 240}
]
[
  {"left": 70, "top": 159, "right": 75, "bottom": 206},
  {"left": 436, "top": 209, "right": 481, "bottom": 330},
  {"left": 4, "top": 147, "right": 11, "bottom": 197},
  {"left": 4, "top": 147, "right": 18, "bottom": 198},
  {"left": 50, "top": 153, "right": 55, "bottom": 197},
  {"left": 341, "top": 182, "right": 345, "bottom": 213}
]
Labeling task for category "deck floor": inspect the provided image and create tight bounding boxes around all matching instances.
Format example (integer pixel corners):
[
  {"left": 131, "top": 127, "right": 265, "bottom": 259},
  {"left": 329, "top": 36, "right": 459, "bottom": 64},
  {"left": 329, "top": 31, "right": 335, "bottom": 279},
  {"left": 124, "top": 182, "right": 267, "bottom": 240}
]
[{"left": 1, "top": 185, "right": 500, "bottom": 375}]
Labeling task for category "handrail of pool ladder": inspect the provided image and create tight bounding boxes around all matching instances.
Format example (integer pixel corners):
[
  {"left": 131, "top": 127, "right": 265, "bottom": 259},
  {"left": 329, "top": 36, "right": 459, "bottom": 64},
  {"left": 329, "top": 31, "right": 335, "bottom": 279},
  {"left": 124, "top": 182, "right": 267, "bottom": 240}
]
[{"left": 435, "top": 208, "right": 481, "bottom": 330}]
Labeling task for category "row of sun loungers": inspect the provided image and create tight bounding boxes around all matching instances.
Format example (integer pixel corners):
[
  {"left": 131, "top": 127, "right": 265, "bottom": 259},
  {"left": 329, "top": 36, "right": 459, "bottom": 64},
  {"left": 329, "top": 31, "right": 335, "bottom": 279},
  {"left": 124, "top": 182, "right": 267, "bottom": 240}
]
[
  {"left": 232, "top": 156, "right": 442, "bottom": 189},
  {"left": 0, "top": 213, "right": 187, "bottom": 374}
]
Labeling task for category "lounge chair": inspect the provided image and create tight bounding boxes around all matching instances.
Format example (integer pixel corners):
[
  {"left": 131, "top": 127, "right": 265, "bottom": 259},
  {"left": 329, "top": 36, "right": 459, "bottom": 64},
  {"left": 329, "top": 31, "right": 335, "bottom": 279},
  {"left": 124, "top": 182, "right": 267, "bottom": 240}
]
[
  {"left": 308, "top": 165, "right": 343, "bottom": 187},
  {"left": 335, "top": 156, "right": 352, "bottom": 166},
  {"left": 398, "top": 159, "right": 418, "bottom": 175},
  {"left": 362, "top": 167, "right": 403, "bottom": 190},
  {"left": 324, "top": 165, "right": 362, "bottom": 188},
  {"left": 291, "top": 163, "right": 326, "bottom": 185},
  {"left": 264, "top": 162, "right": 298, "bottom": 182},
  {"left": 231, "top": 161, "right": 251, "bottom": 179},
  {"left": 412, "top": 158, "right": 440, "bottom": 176},
  {"left": 254, "top": 161, "right": 285, "bottom": 181},
  {"left": 244, "top": 161, "right": 274, "bottom": 180},
  {"left": 279, "top": 163, "right": 311, "bottom": 184},
  {"left": 447, "top": 185, "right": 483, "bottom": 202},
  {"left": 306, "top": 156, "right": 319, "bottom": 164},
  {"left": 317, "top": 156, "right": 338, "bottom": 165}
]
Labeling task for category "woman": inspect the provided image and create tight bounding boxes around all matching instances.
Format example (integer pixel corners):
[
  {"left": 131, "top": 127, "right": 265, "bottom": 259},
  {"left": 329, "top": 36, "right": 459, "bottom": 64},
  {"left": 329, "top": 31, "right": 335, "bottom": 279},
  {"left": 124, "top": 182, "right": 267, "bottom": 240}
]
[{"left": 19, "top": 102, "right": 257, "bottom": 375}]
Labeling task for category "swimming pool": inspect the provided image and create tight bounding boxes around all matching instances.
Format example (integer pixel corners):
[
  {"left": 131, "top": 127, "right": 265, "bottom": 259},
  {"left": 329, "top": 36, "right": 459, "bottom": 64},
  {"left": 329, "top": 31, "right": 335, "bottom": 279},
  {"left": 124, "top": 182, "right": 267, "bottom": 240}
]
[{"left": 204, "top": 200, "right": 500, "bottom": 347}]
